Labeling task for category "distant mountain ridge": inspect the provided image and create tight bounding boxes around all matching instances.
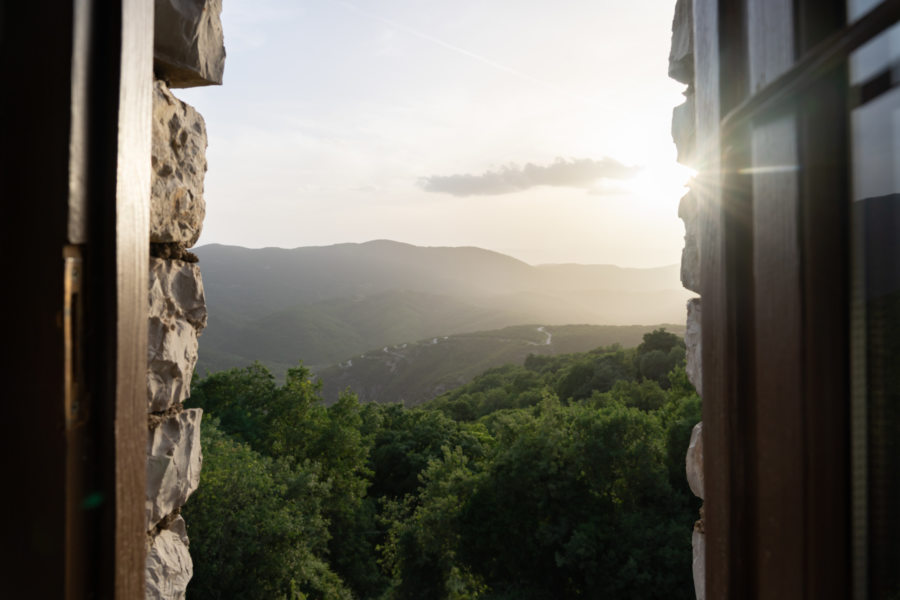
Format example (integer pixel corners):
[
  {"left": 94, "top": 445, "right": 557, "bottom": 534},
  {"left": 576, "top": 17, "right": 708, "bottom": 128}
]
[{"left": 193, "top": 241, "right": 694, "bottom": 377}]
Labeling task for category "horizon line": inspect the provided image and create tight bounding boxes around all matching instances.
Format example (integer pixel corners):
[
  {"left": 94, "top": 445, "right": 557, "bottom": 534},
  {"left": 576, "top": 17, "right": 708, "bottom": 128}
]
[{"left": 192, "top": 239, "right": 680, "bottom": 270}]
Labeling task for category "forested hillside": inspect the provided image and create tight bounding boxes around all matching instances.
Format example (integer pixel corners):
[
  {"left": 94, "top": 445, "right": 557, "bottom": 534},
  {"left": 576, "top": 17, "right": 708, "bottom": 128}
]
[
  {"left": 193, "top": 241, "right": 693, "bottom": 376},
  {"left": 317, "top": 323, "right": 685, "bottom": 406},
  {"left": 184, "top": 329, "right": 701, "bottom": 599}
]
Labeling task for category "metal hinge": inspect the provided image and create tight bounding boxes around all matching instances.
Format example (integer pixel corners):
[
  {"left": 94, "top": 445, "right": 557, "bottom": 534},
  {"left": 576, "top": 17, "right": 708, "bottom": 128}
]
[{"left": 63, "top": 245, "right": 87, "bottom": 430}]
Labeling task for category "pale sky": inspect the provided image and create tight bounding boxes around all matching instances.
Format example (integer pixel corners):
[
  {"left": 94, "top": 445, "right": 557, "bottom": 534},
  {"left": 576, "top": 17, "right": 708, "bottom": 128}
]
[{"left": 179, "top": 0, "right": 691, "bottom": 267}]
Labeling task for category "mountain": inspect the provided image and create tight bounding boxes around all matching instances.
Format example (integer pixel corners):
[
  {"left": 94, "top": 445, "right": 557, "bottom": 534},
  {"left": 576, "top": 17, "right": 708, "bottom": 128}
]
[
  {"left": 316, "top": 323, "right": 686, "bottom": 406},
  {"left": 193, "top": 241, "right": 694, "bottom": 377}
]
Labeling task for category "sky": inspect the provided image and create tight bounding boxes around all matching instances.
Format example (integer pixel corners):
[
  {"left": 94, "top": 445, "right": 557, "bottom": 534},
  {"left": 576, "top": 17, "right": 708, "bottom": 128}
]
[{"left": 179, "top": 0, "right": 692, "bottom": 267}]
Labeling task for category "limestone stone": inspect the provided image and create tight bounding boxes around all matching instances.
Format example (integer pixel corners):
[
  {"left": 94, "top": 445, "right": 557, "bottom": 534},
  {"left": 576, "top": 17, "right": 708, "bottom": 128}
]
[
  {"left": 154, "top": 0, "right": 225, "bottom": 88},
  {"left": 672, "top": 91, "right": 696, "bottom": 166},
  {"left": 686, "top": 298, "right": 702, "bottom": 396},
  {"left": 669, "top": 0, "right": 694, "bottom": 84},
  {"left": 146, "top": 519, "right": 193, "bottom": 600},
  {"left": 148, "top": 258, "right": 207, "bottom": 412},
  {"left": 686, "top": 421, "right": 704, "bottom": 499},
  {"left": 151, "top": 80, "right": 207, "bottom": 246},
  {"left": 681, "top": 242, "right": 700, "bottom": 293},
  {"left": 169, "top": 514, "right": 191, "bottom": 546},
  {"left": 678, "top": 188, "right": 697, "bottom": 224},
  {"left": 148, "top": 319, "right": 197, "bottom": 412},
  {"left": 679, "top": 191, "right": 701, "bottom": 293},
  {"left": 681, "top": 240, "right": 700, "bottom": 294},
  {"left": 146, "top": 409, "right": 203, "bottom": 530},
  {"left": 692, "top": 529, "right": 706, "bottom": 600},
  {"left": 149, "top": 257, "right": 207, "bottom": 329}
]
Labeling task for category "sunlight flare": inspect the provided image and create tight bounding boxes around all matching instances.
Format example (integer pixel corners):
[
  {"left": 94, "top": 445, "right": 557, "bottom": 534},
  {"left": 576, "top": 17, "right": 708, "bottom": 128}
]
[{"left": 621, "top": 161, "right": 696, "bottom": 205}]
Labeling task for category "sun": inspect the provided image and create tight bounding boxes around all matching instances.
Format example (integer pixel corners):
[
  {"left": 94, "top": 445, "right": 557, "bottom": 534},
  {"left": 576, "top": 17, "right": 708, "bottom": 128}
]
[{"left": 622, "top": 159, "right": 696, "bottom": 206}]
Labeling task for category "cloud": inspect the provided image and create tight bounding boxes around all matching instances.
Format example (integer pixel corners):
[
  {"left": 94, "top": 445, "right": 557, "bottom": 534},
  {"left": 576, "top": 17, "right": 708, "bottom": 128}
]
[{"left": 419, "top": 158, "right": 638, "bottom": 197}]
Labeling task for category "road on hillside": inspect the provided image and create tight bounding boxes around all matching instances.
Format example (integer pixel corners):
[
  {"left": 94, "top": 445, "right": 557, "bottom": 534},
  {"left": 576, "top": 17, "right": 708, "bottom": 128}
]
[{"left": 537, "top": 326, "right": 552, "bottom": 345}]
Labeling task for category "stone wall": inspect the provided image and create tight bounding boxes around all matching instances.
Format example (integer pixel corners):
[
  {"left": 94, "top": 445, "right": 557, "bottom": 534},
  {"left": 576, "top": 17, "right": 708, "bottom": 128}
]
[
  {"left": 668, "top": 1, "right": 705, "bottom": 599},
  {"left": 145, "top": 1, "right": 225, "bottom": 598}
]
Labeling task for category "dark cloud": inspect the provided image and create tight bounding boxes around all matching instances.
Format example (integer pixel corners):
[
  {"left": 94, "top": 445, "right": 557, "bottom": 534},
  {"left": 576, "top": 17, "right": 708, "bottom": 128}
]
[{"left": 419, "top": 157, "right": 638, "bottom": 197}]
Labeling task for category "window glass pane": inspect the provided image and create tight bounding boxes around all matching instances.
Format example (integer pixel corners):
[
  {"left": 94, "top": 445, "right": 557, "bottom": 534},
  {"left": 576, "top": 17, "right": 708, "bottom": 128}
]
[
  {"left": 849, "top": 0, "right": 887, "bottom": 23},
  {"left": 850, "top": 22, "right": 900, "bottom": 600},
  {"left": 850, "top": 21, "right": 900, "bottom": 86}
]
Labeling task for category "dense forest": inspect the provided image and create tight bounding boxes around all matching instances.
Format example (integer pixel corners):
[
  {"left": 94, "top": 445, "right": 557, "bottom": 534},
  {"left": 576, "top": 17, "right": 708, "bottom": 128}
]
[{"left": 183, "top": 329, "right": 701, "bottom": 599}]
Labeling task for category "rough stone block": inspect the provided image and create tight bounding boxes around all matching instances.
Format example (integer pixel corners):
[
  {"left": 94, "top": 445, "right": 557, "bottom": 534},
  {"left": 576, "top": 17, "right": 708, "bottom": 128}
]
[
  {"left": 681, "top": 241, "right": 700, "bottom": 293},
  {"left": 679, "top": 191, "right": 701, "bottom": 293},
  {"left": 146, "top": 518, "right": 193, "bottom": 600},
  {"left": 148, "top": 319, "right": 198, "bottom": 412},
  {"left": 692, "top": 528, "right": 706, "bottom": 600},
  {"left": 669, "top": 0, "right": 694, "bottom": 84},
  {"left": 686, "top": 298, "right": 702, "bottom": 396},
  {"left": 672, "top": 91, "right": 696, "bottom": 166},
  {"left": 151, "top": 80, "right": 207, "bottom": 247},
  {"left": 146, "top": 409, "right": 203, "bottom": 530},
  {"left": 148, "top": 258, "right": 207, "bottom": 412},
  {"left": 678, "top": 188, "right": 697, "bottom": 223},
  {"left": 149, "top": 257, "right": 207, "bottom": 329},
  {"left": 686, "top": 421, "right": 704, "bottom": 499},
  {"left": 154, "top": 0, "right": 225, "bottom": 88}
]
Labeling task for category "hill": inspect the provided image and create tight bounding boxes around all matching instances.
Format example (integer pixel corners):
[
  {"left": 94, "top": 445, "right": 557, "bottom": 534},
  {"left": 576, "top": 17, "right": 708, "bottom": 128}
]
[
  {"left": 193, "top": 241, "right": 694, "bottom": 376},
  {"left": 317, "top": 323, "right": 686, "bottom": 406},
  {"left": 185, "top": 331, "right": 700, "bottom": 599}
]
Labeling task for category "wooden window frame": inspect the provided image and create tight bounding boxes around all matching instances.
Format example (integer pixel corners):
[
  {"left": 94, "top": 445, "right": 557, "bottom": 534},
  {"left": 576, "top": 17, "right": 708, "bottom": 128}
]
[
  {"left": 697, "top": 0, "right": 900, "bottom": 598},
  {"left": 0, "top": 0, "right": 152, "bottom": 597}
]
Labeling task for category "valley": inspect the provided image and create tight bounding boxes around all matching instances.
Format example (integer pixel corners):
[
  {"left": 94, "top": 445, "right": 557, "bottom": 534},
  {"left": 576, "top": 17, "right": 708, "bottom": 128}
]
[
  {"left": 193, "top": 240, "right": 695, "bottom": 382},
  {"left": 317, "top": 323, "right": 685, "bottom": 406}
]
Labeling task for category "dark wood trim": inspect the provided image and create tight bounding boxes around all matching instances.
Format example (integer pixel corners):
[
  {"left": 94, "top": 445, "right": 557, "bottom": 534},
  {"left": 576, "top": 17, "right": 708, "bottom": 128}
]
[
  {"left": 718, "top": 0, "right": 748, "bottom": 113},
  {"left": 83, "top": 0, "right": 153, "bottom": 594},
  {"left": 717, "top": 6, "right": 757, "bottom": 597},
  {"left": 721, "top": 0, "right": 900, "bottom": 139},
  {"left": 795, "top": 0, "right": 846, "bottom": 54},
  {"left": 695, "top": 1, "right": 737, "bottom": 598},
  {"left": 702, "top": 0, "right": 856, "bottom": 597},
  {"left": 0, "top": 3, "right": 76, "bottom": 597},
  {"left": 797, "top": 67, "right": 852, "bottom": 600},
  {"left": 750, "top": 113, "right": 805, "bottom": 600},
  {"left": 744, "top": 3, "right": 806, "bottom": 597},
  {"left": 0, "top": 0, "right": 152, "bottom": 596},
  {"left": 850, "top": 63, "right": 900, "bottom": 108},
  {"left": 697, "top": 1, "right": 759, "bottom": 598},
  {"left": 107, "top": 0, "right": 154, "bottom": 595}
]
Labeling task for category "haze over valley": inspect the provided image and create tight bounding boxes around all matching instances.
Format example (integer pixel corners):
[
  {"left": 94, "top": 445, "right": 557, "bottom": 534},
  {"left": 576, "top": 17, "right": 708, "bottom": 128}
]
[{"left": 195, "top": 240, "right": 693, "bottom": 398}]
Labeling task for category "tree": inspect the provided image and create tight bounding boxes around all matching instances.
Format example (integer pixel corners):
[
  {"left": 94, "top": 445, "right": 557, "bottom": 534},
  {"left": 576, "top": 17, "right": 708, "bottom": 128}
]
[
  {"left": 455, "top": 403, "right": 694, "bottom": 599},
  {"left": 381, "top": 447, "right": 487, "bottom": 600},
  {"left": 188, "top": 362, "right": 277, "bottom": 446},
  {"left": 634, "top": 329, "right": 686, "bottom": 388},
  {"left": 183, "top": 419, "right": 351, "bottom": 599},
  {"left": 187, "top": 344, "right": 700, "bottom": 600},
  {"left": 555, "top": 350, "right": 632, "bottom": 401},
  {"left": 191, "top": 364, "right": 381, "bottom": 598},
  {"left": 636, "top": 328, "right": 683, "bottom": 355}
]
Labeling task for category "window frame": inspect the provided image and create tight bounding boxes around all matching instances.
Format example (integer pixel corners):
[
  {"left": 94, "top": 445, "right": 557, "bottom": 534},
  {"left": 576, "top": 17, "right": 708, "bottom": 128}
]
[
  {"left": 694, "top": 0, "right": 900, "bottom": 598},
  {"left": 0, "top": 0, "right": 152, "bottom": 596}
]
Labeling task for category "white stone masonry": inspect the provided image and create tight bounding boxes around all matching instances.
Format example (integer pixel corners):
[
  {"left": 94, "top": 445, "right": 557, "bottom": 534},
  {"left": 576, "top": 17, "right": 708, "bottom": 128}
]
[
  {"left": 146, "top": 409, "right": 203, "bottom": 530},
  {"left": 151, "top": 81, "right": 208, "bottom": 247},
  {"left": 668, "top": 1, "right": 705, "bottom": 599},
  {"left": 154, "top": 0, "right": 226, "bottom": 88},
  {"left": 146, "top": 2, "right": 225, "bottom": 595},
  {"left": 148, "top": 257, "right": 207, "bottom": 412}
]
